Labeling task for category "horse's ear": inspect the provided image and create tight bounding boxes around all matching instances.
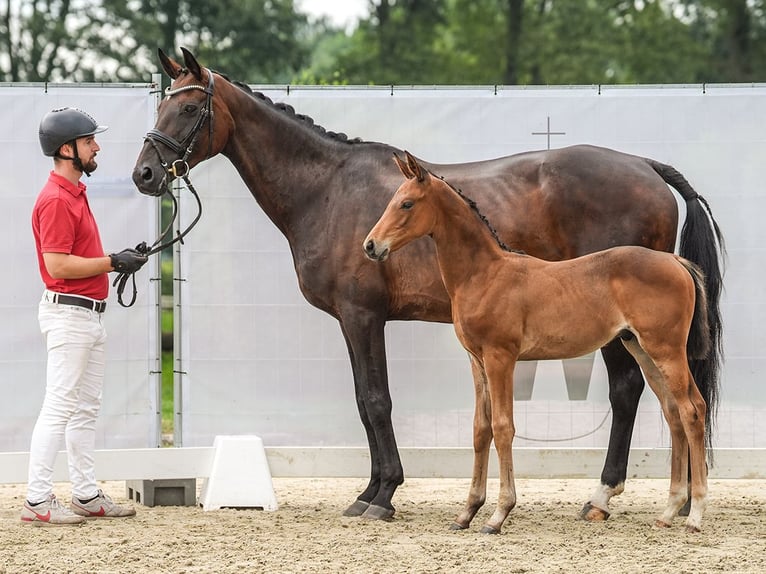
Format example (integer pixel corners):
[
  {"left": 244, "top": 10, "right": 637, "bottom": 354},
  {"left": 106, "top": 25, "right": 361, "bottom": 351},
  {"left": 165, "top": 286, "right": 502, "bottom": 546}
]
[
  {"left": 405, "top": 151, "right": 426, "bottom": 183},
  {"left": 158, "top": 48, "right": 182, "bottom": 79},
  {"left": 393, "top": 153, "right": 414, "bottom": 179},
  {"left": 180, "top": 47, "right": 203, "bottom": 80}
]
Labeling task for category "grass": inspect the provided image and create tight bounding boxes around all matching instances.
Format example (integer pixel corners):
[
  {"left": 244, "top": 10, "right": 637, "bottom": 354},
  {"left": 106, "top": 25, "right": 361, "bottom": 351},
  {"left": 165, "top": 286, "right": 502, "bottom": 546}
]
[
  {"left": 161, "top": 349, "right": 174, "bottom": 437},
  {"left": 160, "top": 253, "right": 174, "bottom": 440}
]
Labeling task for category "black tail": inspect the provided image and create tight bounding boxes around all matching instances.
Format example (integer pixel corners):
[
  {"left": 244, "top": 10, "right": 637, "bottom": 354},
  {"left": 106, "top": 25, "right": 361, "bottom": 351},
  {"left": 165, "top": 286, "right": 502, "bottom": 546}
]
[{"left": 645, "top": 158, "right": 725, "bottom": 458}]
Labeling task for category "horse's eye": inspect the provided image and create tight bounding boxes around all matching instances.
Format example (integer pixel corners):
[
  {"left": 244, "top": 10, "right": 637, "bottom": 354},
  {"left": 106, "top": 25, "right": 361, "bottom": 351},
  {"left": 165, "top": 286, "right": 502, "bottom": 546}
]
[
  {"left": 401, "top": 200, "right": 414, "bottom": 210},
  {"left": 183, "top": 104, "right": 197, "bottom": 114}
]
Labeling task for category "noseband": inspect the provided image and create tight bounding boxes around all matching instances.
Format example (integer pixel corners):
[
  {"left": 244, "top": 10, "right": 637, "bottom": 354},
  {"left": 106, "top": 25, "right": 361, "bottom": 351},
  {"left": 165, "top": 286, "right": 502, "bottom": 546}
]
[{"left": 115, "top": 70, "right": 216, "bottom": 307}]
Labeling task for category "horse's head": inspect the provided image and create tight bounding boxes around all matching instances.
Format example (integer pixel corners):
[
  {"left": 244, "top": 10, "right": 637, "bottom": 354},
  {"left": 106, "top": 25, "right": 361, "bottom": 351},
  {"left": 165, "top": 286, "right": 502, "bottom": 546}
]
[
  {"left": 363, "top": 151, "right": 437, "bottom": 262},
  {"left": 132, "top": 47, "right": 233, "bottom": 196}
]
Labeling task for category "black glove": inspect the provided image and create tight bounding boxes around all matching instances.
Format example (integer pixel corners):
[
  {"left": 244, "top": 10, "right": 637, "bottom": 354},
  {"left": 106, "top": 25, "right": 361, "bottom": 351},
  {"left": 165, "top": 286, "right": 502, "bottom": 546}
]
[{"left": 110, "top": 248, "right": 148, "bottom": 274}]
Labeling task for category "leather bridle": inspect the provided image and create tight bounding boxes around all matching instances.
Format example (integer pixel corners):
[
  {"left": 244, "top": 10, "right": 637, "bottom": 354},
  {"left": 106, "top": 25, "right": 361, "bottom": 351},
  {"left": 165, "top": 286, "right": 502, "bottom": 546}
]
[{"left": 115, "top": 69, "right": 216, "bottom": 306}]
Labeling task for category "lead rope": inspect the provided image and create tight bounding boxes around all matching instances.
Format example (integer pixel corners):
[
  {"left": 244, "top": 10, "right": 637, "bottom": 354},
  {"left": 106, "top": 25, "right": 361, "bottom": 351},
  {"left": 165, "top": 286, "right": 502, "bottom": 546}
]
[{"left": 113, "top": 170, "right": 203, "bottom": 307}]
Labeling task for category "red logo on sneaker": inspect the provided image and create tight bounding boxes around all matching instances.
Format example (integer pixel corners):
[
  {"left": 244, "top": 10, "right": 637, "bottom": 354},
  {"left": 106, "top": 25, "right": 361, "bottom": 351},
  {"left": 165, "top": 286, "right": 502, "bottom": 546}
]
[
  {"left": 28, "top": 509, "right": 52, "bottom": 522},
  {"left": 89, "top": 506, "right": 106, "bottom": 517}
]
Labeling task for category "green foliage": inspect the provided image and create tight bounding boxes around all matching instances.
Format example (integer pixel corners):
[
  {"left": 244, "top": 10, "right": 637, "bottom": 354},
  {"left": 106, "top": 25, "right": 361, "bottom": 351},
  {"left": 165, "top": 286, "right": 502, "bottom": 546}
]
[{"left": 2, "top": 0, "right": 764, "bottom": 85}]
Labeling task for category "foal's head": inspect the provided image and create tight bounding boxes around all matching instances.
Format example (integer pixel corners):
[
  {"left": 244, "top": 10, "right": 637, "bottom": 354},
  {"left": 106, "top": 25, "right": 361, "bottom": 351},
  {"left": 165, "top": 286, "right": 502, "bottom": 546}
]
[{"left": 363, "top": 151, "right": 442, "bottom": 262}]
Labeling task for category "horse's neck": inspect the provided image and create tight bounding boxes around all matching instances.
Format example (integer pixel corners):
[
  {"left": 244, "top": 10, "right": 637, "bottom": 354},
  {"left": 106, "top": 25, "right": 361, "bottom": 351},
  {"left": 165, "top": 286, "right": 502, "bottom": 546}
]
[
  {"left": 222, "top": 95, "right": 342, "bottom": 233},
  {"left": 430, "top": 187, "right": 508, "bottom": 291}
]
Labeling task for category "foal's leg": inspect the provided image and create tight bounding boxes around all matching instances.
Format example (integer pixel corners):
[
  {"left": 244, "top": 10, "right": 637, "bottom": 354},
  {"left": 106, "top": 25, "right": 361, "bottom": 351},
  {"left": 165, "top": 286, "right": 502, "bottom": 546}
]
[
  {"left": 452, "top": 355, "right": 492, "bottom": 530},
  {"left": 481, "top": 352, "right": 518, "bottom": 534},
  {"left": 624, "top": 341, "right": 707, "bottom": 531},
  {"left": 664, "top": 363, "right": 708, "bottom": 532}
]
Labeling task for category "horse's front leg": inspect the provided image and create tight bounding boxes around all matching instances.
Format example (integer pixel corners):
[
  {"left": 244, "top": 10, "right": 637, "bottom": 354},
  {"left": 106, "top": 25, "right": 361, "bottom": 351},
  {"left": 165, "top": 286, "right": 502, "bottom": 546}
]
[
  {"left": 481, "top": 352, "right": 518, "bottom": 534},
  {"left": 581, "top": 340, "right": 643, "bottom": 521},
  {"left": 338, "top": 313, "right": 403, "bottom": 520},
  {"left": 452, "top": 354, "right": 492, "bottom": 530}
]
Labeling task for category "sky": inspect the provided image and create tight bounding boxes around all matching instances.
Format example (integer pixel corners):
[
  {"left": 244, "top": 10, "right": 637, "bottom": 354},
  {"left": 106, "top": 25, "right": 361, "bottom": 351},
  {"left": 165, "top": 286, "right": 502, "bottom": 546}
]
[{"left": 296, "top": 0, "right": 370, "bottom": 30}]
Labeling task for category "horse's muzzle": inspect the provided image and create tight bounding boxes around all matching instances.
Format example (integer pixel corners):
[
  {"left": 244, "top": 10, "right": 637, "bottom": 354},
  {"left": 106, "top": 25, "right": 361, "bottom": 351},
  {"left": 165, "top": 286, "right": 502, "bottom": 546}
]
[
  {"left": 363, "top": 239, "right": 389, "bottom": 262},
  {"left": 132, "top": 163, "right": 171, "bottom": 197}
]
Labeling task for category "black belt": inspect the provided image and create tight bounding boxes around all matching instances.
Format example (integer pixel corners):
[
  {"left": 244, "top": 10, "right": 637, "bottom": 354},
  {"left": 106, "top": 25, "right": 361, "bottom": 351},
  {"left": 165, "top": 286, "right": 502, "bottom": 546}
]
[{"left": 52, "top": 293, "right": 107, "bottom": 313}]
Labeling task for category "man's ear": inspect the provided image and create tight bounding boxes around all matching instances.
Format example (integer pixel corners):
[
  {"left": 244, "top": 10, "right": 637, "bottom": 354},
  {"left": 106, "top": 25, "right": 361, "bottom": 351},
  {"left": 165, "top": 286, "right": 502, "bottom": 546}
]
[{"left": 57, "top": 141, "right": 74, "bottom": 157}]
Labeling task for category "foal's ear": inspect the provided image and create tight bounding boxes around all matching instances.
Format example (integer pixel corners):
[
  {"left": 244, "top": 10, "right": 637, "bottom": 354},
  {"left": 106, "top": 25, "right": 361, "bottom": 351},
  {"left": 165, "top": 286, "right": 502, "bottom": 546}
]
[
  {"left": 393, "top": 153, "right": 414, "bottom": 179},
  {"left": 405, "top": 150, "right": 426, "bottom": 182},
  {"left": 158, "top": 48, "right": 183, "bottom": 80},
  {"left": 181, "top": 47, "right": 204, "bottom": 80}
]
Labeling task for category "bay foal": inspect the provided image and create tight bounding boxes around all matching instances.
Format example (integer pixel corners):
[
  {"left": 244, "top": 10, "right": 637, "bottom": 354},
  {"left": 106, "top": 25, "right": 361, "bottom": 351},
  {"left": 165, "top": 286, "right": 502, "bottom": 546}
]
[{"left": 363, "top": 152, "right": 711, "bottom": 533}]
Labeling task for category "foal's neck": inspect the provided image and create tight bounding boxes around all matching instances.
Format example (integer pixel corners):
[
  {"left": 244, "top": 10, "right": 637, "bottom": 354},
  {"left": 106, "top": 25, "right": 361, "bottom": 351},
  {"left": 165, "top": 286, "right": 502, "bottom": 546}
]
[{"left": 429, "top": 183, "right": 510, "bottom": 289}]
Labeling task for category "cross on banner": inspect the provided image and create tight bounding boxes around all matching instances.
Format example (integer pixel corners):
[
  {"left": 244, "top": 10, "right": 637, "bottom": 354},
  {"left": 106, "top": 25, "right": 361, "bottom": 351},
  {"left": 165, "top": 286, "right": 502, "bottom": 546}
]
[{"left": 532, "top": 116, "right": 566, "bottom": 149}]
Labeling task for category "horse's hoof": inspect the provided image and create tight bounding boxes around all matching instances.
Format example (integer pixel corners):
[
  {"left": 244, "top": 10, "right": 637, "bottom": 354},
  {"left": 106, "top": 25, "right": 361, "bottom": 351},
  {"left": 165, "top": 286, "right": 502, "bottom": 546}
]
[
  {"left": 685, "top": 523, "right": 701, "bottom": 534},
  {"left": 342, "top": 500, "right": 370, "bottom": 517},
  {"left": 579, "top": 502, "right": 610, "bottom": 522},
  {"left": 678, "top": 500, "right": 691, "bottom": 517},
  {"left": 449, "top": 522, "right": 468, "bottom": 531},
  {"left": 654, "top": 519, "right": 672, "bottom": 529},
  {"left": 361, "top": 504, "right": 395, "bottom": 521},
  {"left": 480, "top": 525, "right": 500, "bottom": 535}
]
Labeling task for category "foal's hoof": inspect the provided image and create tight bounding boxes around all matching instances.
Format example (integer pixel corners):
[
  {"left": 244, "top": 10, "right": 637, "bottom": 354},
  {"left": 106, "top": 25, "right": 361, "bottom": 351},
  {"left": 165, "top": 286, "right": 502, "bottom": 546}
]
[
  {"left": 579, "top": 502, "right": 610, "bottom": 522},
  {"left": 684, "top": 523, "right": 701, "bottom": 534},
  {"left": 449, "top": 522, "right": 468, "bottom": 531},
  {"left": 361, "top": 504, "right": 395, "bottom": 521},
  {"left": 343, "top": 500, "right": 370, "bottom": 517},
  {"left": 480, "top": 525, "right": 500, "bottom": 535},
  {"left": 654, "top": 519, "right": 672, "bottom": 529}
]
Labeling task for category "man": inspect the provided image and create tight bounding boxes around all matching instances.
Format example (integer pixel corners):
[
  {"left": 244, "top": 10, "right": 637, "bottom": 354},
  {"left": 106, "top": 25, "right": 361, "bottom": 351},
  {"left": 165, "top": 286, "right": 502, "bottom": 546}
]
[{"left": 22, "top": 107, "right": 148, "bottom": 525}]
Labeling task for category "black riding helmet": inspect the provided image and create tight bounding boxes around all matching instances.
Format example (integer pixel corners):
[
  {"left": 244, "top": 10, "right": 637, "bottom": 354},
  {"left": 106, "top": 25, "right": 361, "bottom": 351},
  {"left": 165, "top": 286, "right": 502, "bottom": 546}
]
[{"left": 38, "top": 107, "right": 108, "bottom": 158}]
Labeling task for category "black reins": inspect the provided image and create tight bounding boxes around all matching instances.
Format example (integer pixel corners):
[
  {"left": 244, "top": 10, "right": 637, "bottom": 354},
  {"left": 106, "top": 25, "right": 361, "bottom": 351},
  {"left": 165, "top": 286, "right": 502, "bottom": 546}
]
[{"left": 114, "top": 69, "right": 215, "bottom": 307}]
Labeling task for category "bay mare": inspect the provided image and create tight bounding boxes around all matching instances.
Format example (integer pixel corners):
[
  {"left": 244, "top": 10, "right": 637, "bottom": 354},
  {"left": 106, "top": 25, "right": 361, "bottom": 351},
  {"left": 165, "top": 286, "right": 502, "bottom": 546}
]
[
  {"left": 364, "top": 152, "right": 711, "bottom": 533},
  {"left": 132, "top": 48, "right": 724, "bottom": 523}
]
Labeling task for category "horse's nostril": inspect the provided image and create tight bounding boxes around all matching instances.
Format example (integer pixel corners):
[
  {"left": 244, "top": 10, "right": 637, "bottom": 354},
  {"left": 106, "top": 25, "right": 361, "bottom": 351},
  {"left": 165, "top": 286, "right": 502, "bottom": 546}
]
[
  {"left": 141, "top": 167, "right": 153, "bottom": 182},
  {"left": 365, "top": 240, "right": 374, "bottom": 254}
]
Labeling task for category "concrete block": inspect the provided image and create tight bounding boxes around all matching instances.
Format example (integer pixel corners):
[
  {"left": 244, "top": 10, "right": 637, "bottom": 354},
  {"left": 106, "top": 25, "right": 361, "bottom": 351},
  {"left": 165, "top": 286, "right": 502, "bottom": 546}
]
[{"left": 126, "top": 478, "right": 197, "bottom": 507}]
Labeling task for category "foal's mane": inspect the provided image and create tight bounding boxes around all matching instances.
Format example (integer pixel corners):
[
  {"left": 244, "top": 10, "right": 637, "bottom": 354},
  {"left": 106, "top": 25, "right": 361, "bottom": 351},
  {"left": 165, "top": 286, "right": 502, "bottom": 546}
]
[
  {"left": 434, "top": 174, "right": 522, "bottom": 255},
  {"left": 206, "top": 69, "right": 365, "bottom": 145}
]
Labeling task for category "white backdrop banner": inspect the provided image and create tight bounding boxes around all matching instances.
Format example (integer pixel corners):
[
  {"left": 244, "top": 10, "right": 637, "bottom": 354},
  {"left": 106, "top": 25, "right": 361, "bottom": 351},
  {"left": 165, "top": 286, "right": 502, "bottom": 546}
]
[
  {"left": 176, "top": 84, "right": 765, "bottom": 450},
  {"left": 0, "top": 83, "right": 161, "bottom": 451}
]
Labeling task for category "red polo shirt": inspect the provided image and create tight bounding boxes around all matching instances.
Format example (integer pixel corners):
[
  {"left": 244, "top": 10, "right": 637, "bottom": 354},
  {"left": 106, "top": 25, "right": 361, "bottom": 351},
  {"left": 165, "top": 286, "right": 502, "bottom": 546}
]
[{"left": 32, "top": 171, "right": 108, "bottom": 300}]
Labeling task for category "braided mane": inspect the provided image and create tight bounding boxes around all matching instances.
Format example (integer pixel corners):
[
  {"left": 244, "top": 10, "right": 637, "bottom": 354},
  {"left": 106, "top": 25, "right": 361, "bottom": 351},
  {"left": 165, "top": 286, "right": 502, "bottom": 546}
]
[
  {"left": 207, "top": 69, "right": 365, "bottom": 145},
  {"left": 435, "top": 174, "right": 524, "bottom": 255}
]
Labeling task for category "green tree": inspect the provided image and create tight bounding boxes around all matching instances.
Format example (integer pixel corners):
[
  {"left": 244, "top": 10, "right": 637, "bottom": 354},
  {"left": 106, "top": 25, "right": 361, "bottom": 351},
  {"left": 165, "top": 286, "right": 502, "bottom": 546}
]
[
  {"left": 0, "top": 0, "right": 98, "bottom": 81},
  {"left": 330, "top": 0, "right": 451, "bottom": 84},
  {"left": 88, "top": 0, "right": 310, "bottom": 82},
  {"left": 303, "top": 0, "right": 766, "bottom": 86},
  {"left": 0, "top": 0, "right": 311, "bottom": 83}
]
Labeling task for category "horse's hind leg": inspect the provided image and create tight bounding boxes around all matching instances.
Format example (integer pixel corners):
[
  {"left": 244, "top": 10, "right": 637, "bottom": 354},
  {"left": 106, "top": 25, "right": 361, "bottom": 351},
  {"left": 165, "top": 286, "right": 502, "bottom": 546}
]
[
  {"left": 623, "top": 340, "right": 707, "bottom": 531},
  {"left": 581, "top": 340, "right": 643, "bottom": 521},
  {"left": 654, "top": 360, "right": 707, "bottom": 532},
  {"left": 452, "top": 355, "right": 492, "bottom": 530}
]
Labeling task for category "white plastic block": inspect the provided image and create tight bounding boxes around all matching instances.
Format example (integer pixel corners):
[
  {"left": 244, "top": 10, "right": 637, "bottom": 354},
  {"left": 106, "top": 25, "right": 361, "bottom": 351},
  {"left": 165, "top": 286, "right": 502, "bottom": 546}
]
[{"left": 199, "top": 435, "right": 278, "bottom": 511}]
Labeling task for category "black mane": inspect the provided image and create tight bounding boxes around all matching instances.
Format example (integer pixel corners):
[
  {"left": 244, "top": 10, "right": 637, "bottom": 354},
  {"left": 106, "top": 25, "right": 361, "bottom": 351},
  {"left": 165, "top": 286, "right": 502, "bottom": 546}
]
[
  {"left": 435, "top": 174, "right": 524, "bottom": 255},
  {"left": 209, "top": 69, "right": 365, "bottom": 145}
]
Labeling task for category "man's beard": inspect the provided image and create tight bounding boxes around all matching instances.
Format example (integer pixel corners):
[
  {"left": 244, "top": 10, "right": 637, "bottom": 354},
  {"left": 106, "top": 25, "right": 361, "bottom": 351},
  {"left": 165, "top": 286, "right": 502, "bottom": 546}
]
[{"left": 81, "top": 157, "right": 98, "bottom": 174}]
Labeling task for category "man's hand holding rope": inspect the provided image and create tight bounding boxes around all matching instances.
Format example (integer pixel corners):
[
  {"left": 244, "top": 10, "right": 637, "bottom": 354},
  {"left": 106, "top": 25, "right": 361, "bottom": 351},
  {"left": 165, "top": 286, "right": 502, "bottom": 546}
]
[{"left": 110, "top": 243, "right": 150, "bottom": 307}]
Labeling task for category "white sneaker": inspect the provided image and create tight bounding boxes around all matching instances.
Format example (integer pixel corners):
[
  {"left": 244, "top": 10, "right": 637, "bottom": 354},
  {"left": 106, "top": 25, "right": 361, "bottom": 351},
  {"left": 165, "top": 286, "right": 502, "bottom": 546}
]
[
  {"left": 21, "top": 494, "right": 85, "bottom": 525},
  {"left": 70, "top": 489, "right": 136, "bottom": 518}
]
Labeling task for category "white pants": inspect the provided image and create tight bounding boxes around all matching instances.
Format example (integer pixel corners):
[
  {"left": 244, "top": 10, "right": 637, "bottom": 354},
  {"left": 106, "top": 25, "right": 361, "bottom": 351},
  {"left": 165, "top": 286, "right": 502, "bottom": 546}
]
[{"left": 27, "top": 293, "right": 107, "bottom": 503}]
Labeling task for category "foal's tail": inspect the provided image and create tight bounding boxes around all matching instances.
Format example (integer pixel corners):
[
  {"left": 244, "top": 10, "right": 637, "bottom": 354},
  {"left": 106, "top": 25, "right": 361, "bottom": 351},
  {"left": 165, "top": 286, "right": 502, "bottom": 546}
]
[
  {"left": 648, "top": 158, "right": 725, "bottom": 457},
  {"left": 679, "top": 258, "right": 711, "bottom": 362}
]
